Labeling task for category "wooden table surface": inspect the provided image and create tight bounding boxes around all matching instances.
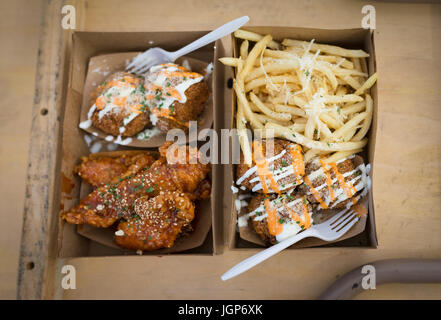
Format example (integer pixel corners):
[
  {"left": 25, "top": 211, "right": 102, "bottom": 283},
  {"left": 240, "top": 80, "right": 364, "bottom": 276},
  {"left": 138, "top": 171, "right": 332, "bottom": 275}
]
[{"left": 2, "top": 0, "right": 440, "bottom": 299}]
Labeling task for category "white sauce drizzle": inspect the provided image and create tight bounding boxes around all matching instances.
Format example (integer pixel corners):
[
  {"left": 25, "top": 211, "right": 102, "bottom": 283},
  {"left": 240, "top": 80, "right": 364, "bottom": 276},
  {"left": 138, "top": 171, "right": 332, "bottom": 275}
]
[
  {"left": 236, "top": 150, "right": 287, "bottom": 185},
  {"left": 79, "top": 104, "right": 97, "bottom": 129},
  {"left": 204, "top": 62, "right": 213, "bottom": 80},
  {"left": 136, "top": 127, "right": 161, "bottom": 140},
  {"left": 181, "top": 59, "right": 191, "bottom": 71},
  {"left": 106, "top": 143, "right": 118, "bottom": 151},
  {"left": 114, "top": 135, "right": 133, "bottom": 145},
  {"left": 238, "top": 193, "right": 313, "bottom": 241},
  {"left": 90, "top": 141, "right": 102, "bottom": 153},
  {"left": 276, "top": 222, "right": 303, "bottom": 242},
  {"left": 236, "top": 193, "right": 253, "bottom": 227},
  {"left": 84, "top": 134, "right": 93, "bottom": 146},
  {"left": 79, "top": 74, "right": 146, "bottom": 139},
  {"left": 144, "top": 63, "right": 204, "bottom": 124}
]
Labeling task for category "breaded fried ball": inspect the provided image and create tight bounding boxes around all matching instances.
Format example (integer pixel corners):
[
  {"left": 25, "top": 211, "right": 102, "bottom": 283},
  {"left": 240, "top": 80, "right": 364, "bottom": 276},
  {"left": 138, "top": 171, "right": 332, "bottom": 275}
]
[
  {"left": 90, "top": 72, "right": 150, "bottom": 137},
  {"left": 298, "top": 155, "right": 367, "bottom": 210},
  {"left": 155, "top": 81, "right": 209, "bottom": 132},
  {"left": 144, "top": 63, "right": 209, "bottom": 132},
  {"left": 236, "top": 139, "right": 305, "bottom": 193}
]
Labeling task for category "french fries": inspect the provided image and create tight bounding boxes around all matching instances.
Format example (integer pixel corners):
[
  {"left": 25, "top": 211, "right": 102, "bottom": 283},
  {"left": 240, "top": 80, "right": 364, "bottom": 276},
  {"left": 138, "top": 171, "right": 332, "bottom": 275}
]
[{"left": 220, "top": 29, "right": 377, "bottom": 163}]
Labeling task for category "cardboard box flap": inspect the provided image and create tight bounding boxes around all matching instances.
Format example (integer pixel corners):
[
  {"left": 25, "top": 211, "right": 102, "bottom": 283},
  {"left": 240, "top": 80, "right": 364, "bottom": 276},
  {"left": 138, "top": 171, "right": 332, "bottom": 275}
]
[{"left": 76, "top": 199, "right": 212, "bottom": 254}]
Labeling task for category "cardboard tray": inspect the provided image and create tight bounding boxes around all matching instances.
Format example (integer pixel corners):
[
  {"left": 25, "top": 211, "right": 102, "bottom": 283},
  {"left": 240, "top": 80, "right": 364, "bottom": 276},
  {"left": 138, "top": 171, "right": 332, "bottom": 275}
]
[
  {"left": 58, "top": 31, "right": 222, "bottom": 257},
  {"left": 222, "top": 27, "right": 378, "bottom": 250}
]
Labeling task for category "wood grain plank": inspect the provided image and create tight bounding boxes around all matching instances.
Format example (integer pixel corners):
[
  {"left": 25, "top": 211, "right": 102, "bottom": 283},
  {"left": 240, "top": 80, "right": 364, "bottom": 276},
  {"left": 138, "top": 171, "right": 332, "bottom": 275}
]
[{"left": 17, "top": 0, "right": 70, "bottom": 299}]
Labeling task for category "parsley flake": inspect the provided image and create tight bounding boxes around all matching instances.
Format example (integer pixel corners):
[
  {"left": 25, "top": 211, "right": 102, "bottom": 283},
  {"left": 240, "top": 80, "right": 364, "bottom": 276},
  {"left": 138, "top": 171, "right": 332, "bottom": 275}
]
[{"left": 146, "top": 187, "right": 154, "bottom": 193}]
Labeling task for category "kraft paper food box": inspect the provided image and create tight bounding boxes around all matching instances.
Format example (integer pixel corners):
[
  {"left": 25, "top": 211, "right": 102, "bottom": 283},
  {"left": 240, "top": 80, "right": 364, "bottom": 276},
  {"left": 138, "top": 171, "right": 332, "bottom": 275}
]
[
  {"left": 219, "top": 27, "right": 378, "bottom": 250},
  {"left": 58, "top": 31, "right": 224, "bottom": 257}
]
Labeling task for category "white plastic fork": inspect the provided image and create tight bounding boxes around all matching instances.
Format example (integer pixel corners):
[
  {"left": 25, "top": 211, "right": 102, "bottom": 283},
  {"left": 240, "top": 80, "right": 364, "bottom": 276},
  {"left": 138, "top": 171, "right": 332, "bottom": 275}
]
[
  {"left": 221, "top": 208, "right": 360, "bottom": 281},
  {"left": 126, "top": 16, "right": 249, "bottom": 74}
]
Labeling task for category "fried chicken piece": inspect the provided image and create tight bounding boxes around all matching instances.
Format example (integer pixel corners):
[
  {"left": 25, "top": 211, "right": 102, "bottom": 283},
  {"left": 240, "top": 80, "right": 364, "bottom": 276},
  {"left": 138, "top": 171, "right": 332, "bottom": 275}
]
[
  {"left": 61, "top": 144, "right": 210, "bottom": 228},
  {"left": 75, "top": 152, "right": 157, "bottom": 188},
  {"left": 114, "top": 192, "right": 195, "bottom": 251}
]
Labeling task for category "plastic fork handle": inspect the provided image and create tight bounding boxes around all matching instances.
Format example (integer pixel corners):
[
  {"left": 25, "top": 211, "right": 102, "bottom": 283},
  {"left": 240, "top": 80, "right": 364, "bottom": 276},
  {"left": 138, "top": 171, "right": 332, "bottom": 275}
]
[
  {"left": 170, "top": 16, "right": 249, "bottom": 61},
  {"left": 221, "top": 230, "right": 312, "bottom": 281}
]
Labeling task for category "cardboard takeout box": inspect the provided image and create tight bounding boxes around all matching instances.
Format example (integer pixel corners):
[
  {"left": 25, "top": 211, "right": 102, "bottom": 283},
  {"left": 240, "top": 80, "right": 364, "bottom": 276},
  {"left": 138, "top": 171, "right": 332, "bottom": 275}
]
[
  {"left": 57, "top": 27, "right": 378, "bottom": 258},
  {"left": 58, "top": 31, "right": 223, "bottom": 257},
  {"left": 221, "top": 27, "right": 378, "bottom": 250}
]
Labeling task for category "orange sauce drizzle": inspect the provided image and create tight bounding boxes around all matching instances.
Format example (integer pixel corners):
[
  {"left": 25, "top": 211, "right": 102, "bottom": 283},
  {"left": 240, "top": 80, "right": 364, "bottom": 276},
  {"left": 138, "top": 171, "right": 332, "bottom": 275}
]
[
  {"left": 95, "top": 96, "right": 106, "bottom": 109},
  {"left": 166, "top": 87, "right": 184, "bottom": 100},
  {"left": 320, "top": 159, "right": 336, "bottom": 202},
  {"left": 146, "top": 68, "right": 203, "bottom": 102},
  {"left": 304, "top": 176, "right": 328, "bottom": 209},
  {"left": 252, "top": 141, "right": 280, "bottom": 194},
  {"left": 150, "top": 107, "right": 187, "bottom": 126},
  {"left": 283, "top": 203, "right": 302, "bottom": 225},
  {"left": 330, "top": 162, "right": 357, "bottom": 198},
  {"left": 265, "top": 198, "right": 283, "bottom": 236},
  {"left": 128, "top": 104, "right": 143, "bottom": 114},
  {"left": 289, "top": 144, "right": 305, "bottom": 185},
  {"left": 281, "top": 196, "right": 311, "bottom": 229},
  {"left": 95, "top": 76, "right": 141, "bottom": 111},
  {"left": 165, "top": 71, "right": 202, "bottom": 79},
  {"left": 104, "top": 77, "right": 139, "bottom": 90},
  {"left": 352, "top": 203, "right": 367, "bottom": 217},
  {"left": 113, "top": 96, "right": 127, "bottom": 107}
]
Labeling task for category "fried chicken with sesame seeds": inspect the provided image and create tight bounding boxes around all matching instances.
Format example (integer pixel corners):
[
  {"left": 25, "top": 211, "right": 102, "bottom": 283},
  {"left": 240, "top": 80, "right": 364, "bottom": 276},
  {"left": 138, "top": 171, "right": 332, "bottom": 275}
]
[
  {"left": 74, "top": 152, "right": 157, "bottom": 188},
  {"left": 114, "top": 192, "right": 195, "bottom": 251},
  {"left": 61, "top": 144, "right": 211, "bottom": 228}
]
